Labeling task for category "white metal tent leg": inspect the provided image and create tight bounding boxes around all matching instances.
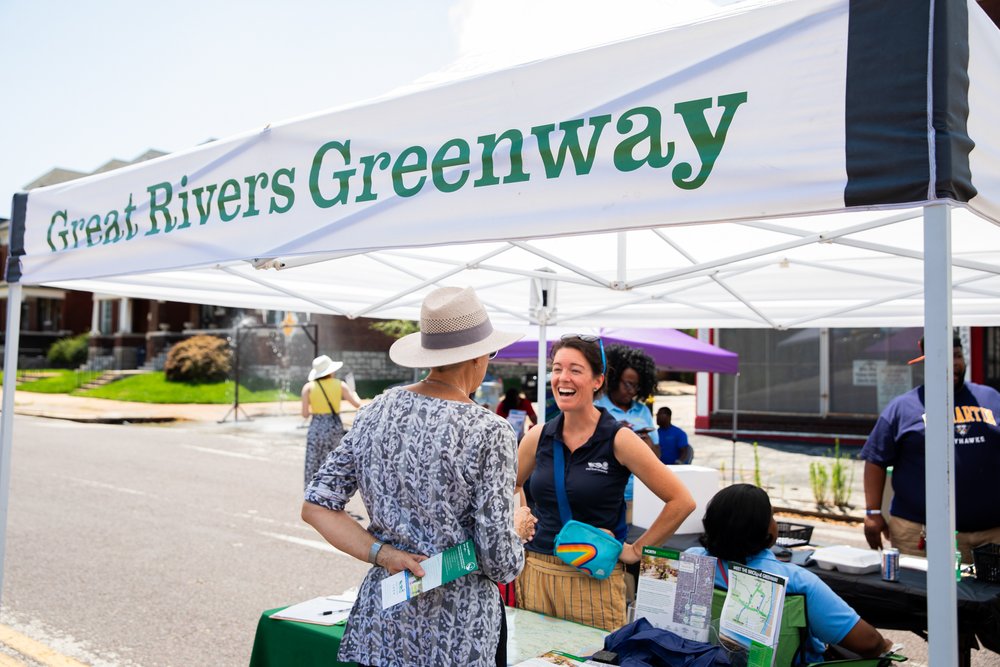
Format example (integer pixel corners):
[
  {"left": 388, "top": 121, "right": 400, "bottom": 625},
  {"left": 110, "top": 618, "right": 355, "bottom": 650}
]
[
  {"left": 923, "top": 202, "right": 958, "bottom": 665},
  {"left": 0, "top": 282, "right": 23, "bottom": 606},
  {"left": 731, "top": 373, "right": 739, "bottom": 484},
  {"left": 537, "top": 322, "right": 547, "bottom": 424}
]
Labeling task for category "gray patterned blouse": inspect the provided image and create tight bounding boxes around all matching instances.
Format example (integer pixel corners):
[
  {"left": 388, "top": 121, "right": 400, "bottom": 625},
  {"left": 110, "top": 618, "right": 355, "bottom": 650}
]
[{"left": 305, "top": 387, "right": 524, "bottom": 667}]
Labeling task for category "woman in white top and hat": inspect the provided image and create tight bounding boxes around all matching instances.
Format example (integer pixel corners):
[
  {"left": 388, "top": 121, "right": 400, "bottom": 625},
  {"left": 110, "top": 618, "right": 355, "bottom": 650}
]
[
  {"left": 302, "top": 286, "right": 526, "bottom": 667},
  {"left": 301, "top": 354, "right": 362, "bottom": 488}
]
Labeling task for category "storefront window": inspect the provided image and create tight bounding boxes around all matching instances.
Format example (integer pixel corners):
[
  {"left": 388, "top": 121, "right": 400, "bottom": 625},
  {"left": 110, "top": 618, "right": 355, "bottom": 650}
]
[
  {"left": 718, "top": 329, "right": 820, "bottom": 414},
  {"left": 829, "top": 327, "right": 924, "bottom": 415}
]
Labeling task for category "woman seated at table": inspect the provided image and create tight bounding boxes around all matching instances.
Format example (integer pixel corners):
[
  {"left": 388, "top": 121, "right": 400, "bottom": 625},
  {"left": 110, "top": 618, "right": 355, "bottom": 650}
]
[
  {"left": 687, "top": 484, "right": 892, "bottom": 664},
  {"left": 302, "top": 286, "right": 525, "bottom": 667},
  {"left": 513, "top": 334, "right": 696, "bottom": 631}
]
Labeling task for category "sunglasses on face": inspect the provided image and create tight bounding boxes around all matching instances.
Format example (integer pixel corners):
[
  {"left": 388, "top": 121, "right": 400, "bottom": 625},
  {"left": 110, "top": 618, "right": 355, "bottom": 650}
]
[
  {"left": 559, "top": 334, "right": 606, "bottom": 374},
  {"left": 488, "top": 350, "right": 499, "bottom": 360}
]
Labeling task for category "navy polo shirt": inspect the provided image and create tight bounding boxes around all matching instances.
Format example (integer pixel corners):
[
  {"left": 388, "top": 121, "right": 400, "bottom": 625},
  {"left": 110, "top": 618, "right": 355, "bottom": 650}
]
[{"left": 526, "top": 408, "right": 629, "bottom": 554}]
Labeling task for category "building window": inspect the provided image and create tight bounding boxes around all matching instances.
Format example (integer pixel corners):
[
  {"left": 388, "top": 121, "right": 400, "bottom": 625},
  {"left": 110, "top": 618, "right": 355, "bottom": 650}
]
[
  {"left": 37, "top": 298, "right": 62, "bottom": 331},
  {"left": 98, "top": 300, "right": 114, "bottom": 335},
  {"left": 718, "top": 329, "right": 821, "bottom": 414},
  {"left": 829, "top": 327, "right": 924, "bottom": 415}
]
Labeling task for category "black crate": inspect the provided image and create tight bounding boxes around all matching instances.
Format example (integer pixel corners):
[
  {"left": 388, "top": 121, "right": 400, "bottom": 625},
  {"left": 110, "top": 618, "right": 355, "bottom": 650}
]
[
  {"left": 973, "top": 543, "right": 1000, "bottom": 583},
  {"left": 776, "top": 522, "right": 814, "bottom": 547}
]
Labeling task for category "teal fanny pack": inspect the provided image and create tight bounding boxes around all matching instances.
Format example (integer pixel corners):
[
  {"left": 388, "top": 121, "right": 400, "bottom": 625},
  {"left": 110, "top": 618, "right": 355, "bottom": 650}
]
[{"left": 551, "top": 440, "right": 623, "bottom": 580}]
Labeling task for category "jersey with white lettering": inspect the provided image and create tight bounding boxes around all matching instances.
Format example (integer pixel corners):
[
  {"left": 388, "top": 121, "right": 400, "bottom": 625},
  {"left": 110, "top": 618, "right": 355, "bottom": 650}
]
[{"left": 861, "top": 382, "right": 1000, "bottom": 531}]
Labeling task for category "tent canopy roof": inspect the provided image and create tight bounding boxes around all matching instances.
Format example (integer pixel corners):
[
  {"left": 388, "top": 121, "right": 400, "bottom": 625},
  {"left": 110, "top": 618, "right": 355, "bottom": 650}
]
[{"left": 9, "top": 0, "right": 1000, "bottom": 330}]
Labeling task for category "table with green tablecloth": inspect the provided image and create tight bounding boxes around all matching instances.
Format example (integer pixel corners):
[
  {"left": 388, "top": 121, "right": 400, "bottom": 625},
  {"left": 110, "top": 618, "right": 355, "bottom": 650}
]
[{"left": 249, "top": 605, "right": 609, "bottom": 667}]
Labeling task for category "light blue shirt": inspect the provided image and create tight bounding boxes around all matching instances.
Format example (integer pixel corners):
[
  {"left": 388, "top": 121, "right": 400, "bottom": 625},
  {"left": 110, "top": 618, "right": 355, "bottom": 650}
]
[
  {"left": 686, "top": 547, "right": 860, "bottom": 664},
  {"left": 593, "top": 395, "right": 658, "bottom": 444}
]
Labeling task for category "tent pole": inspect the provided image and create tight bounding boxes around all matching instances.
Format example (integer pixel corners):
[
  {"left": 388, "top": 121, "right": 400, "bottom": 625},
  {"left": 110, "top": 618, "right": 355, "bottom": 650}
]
[
  {"left": 923, "top": 202, "right": 958, "bottom": 665},
  {"left": 0, "top": 281, "right": 24, "bottom": 606},
  {"left": 731, "top": 372, "right": 739, "bottom": 484},
  {"left": 536, "top": 322, "right": 547, "bottom": 425}
]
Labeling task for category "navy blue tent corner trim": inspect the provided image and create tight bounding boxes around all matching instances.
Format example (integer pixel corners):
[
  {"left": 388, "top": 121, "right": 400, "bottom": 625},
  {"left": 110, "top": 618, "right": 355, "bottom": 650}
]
[
  {"left": 5, "top": 193, "right": 27, "bottom": 284},
  {"left": 844, "top": 0, "right": 932, "bottom": 207},
  {"left": 844, "top": 0, "right": 975, "bottom": 207},
  {"left": 933, "top": 0, "right": 976, "bottom": 202}
]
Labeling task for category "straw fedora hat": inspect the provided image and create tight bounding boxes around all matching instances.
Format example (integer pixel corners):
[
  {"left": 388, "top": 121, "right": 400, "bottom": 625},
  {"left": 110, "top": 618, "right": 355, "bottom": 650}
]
[
  {"left": 308, "top": 355, "right": 344, "bottom": 381},
  {"left": 389, "top": 286, "right": 522, "bottom": 368}
]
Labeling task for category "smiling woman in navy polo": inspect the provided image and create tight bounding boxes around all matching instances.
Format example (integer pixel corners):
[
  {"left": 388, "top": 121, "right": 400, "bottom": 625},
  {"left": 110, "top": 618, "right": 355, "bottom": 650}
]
[{"left": 513, "top": 335, "right": 695, "bottom": 631}]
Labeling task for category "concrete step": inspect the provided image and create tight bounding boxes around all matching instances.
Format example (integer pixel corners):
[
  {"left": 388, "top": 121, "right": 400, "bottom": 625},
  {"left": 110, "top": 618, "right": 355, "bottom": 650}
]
[{"left": 79, "top": 369, "right": 149, "bottom": 391}]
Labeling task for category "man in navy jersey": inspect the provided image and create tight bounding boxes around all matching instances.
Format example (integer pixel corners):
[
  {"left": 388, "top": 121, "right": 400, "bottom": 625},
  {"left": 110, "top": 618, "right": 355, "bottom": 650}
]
[{"left": 861, "top": 335, "right": 1000, "bottom": 563}]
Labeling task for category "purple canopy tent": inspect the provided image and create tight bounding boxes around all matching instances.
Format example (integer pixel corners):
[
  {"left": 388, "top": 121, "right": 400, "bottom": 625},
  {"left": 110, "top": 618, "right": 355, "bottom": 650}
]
[{"left": 494, "top": 326, "right": 738, "bottom": 374}]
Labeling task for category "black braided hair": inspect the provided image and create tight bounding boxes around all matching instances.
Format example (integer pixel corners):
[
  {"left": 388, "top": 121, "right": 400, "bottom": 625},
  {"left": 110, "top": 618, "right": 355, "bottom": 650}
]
[{"left": 604, "top": 343, "right": 656, "bottom": 400}]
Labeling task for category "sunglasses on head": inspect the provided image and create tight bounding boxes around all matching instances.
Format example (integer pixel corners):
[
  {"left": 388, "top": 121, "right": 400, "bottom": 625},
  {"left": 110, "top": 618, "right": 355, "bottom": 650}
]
[{"left": 559, "top": 334, "right": 606, "bottom": 374}]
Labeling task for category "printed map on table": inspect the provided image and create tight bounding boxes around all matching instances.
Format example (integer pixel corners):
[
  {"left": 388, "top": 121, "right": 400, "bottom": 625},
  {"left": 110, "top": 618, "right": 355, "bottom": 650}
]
[
  {"left": 720, "top": 563, "right": 787, "bottom": 667},
  {"left": 634, "top": 546, "right": 717, "bottom": 642}
]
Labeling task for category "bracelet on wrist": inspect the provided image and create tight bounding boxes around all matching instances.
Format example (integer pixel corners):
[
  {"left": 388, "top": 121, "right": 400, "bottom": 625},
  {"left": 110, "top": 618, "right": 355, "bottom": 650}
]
[
  {"left": 865, "top": 509, "right": 882, "bottom": 515},
  {"left": 368, "top": 540, "right": 385, "bottom": 565}
]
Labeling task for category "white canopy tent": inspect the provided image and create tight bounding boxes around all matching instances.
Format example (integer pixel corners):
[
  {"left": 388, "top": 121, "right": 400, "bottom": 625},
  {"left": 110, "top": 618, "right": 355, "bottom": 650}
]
[{"left": 5, "top": 0, "right": 1000, "bottom": 661}]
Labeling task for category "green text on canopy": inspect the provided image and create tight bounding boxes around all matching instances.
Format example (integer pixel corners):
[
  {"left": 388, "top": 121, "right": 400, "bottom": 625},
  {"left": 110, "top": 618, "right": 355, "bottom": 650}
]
[{"left": 45, "top": 92, "right": 748, "bottom": 252}]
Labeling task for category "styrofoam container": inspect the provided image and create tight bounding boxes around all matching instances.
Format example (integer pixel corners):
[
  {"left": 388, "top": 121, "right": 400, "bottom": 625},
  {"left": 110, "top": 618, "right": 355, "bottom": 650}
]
[
  {"left": 633, "top": 465, "right": 719, "bottom": 534},
  {"left": 810, "top": 545, "right": 882, "bottom": 574}
]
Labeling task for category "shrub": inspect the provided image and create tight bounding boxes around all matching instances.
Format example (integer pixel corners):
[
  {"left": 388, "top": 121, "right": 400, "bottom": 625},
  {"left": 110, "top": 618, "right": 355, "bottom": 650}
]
[
  {"left": 46, "top": 333, "right": 89, "bottom": 368},
  {"left": 164, "top": 335, "right": 232, "bottom": 383}
]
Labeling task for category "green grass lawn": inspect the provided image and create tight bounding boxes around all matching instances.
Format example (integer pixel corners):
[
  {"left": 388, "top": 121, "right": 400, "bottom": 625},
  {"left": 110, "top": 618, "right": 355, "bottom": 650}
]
[{"left": 7, "top": 370, "right": 297, "bottom": 404}]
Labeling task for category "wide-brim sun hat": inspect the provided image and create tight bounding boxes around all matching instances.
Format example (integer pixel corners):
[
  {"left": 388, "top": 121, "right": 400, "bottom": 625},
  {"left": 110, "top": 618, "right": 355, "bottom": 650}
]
[
  {"left": 389, "top": 286, "right": 522, "bottom": 368},
  {"left": 308, "top": 354, "right": 344, "bottom": 380}
]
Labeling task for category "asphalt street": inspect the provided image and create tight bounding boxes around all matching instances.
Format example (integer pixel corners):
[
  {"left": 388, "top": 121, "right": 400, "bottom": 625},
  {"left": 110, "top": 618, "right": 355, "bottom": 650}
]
[{"left": 0, "top": 393, "right": 996, "bottom": 665}]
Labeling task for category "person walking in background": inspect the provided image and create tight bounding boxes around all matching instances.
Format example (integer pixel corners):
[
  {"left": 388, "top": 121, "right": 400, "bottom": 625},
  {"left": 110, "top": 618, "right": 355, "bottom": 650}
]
[
  {"left": 513, "top": 334, "right": 695, "bottom": 631},
  {"left": 301, "top": 286, "right": 524, "bottom": 667},
  {"left": 301, "top": 355, "right": 362, "bottom": 488},
  {"left": 496, "top": 387, "right": 538, "bottom": 441},
  {"left": 861, "top": 335, "right": 1000, "bottom": 563},
  {"left": 655, "top": 406, "right": 693, "bottom": 464},
  {"left": 688, "top": 485, "right": 892, "bottom": 663}
]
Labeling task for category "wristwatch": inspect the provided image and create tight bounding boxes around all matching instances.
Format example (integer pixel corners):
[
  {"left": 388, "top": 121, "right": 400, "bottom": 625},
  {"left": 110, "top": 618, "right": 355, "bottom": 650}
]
[
  {"left": 368, "top": 540, "right": 385, "bottom": 565},
  {"left": 865, "top": 509, "right": 882, "bottom": 515}
]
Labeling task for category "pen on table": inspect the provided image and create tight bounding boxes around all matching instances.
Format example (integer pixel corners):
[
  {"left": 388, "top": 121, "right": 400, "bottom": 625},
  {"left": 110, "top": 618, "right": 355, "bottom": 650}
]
[{"left": 321, "top": 611, "right": 334, "bottom": 616}]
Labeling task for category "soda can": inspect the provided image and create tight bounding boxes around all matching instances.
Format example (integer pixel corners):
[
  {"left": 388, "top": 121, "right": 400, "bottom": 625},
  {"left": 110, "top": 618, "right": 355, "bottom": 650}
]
[{"left": 882, "top": 547, "right": 900, "bottom": 581}]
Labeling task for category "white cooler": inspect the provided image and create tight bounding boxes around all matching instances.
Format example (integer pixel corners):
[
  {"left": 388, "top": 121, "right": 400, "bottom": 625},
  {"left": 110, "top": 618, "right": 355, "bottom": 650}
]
[{"left": 632, "top": 465, "right": 720, "bottom": 535}]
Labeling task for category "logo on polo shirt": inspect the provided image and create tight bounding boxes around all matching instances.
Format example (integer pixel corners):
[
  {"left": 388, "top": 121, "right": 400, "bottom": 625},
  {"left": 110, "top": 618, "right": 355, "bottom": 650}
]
[{"left": 586, "top": 461, "right": 610, "bottom": 474}]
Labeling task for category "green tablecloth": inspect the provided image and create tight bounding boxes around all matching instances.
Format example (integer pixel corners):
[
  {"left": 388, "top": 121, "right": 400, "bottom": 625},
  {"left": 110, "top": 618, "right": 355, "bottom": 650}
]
[
  {"left": 249, "top": 605, "right": 608, "bottom": 667},
  {"left": 249, "top": 608, "right": 356, "bottom": 667}
]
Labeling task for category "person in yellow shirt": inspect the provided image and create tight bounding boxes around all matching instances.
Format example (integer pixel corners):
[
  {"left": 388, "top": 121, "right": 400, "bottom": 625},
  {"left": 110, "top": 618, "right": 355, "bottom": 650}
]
[{"left": 301, "top": 355, "right": 361, "bottom": 488}]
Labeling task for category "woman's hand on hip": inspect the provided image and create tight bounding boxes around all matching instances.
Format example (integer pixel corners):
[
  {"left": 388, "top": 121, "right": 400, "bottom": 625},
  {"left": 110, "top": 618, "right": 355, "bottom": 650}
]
[{"left": 376, "top": 544, "right": 428, "bottom": 577}]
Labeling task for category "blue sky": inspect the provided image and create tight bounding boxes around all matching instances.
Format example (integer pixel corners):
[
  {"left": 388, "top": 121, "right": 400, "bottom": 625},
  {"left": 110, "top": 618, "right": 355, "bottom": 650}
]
[{"left": 0, "top": 0, "right": 738, "bottom": 219}]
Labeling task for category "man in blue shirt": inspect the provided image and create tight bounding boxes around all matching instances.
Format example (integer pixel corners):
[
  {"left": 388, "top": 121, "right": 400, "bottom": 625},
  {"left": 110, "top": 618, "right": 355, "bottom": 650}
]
[
  {"left": 861, "top": 336, "right": 1000, "bottom": 563},
  {"left": 656, "top": 406, "right": 693, "bottom": 464}
]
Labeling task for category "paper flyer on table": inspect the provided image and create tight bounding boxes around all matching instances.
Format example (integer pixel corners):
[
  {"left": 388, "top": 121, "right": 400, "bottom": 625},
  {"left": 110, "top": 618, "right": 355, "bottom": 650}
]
[
  {"left": 270, "top": 595, "right": 354, "bottom": 625},
  {"left": 634, "top": 546, "right": 717, "bottom": 642},
  {"left": 512, "top": 650, "right": 605, "bottom": 666},
  {"left": 719, "top": 563, "right": 787, "bottom": 667},
  {"left": 380, "top": 539, "right": 478, "bottom": 609}
]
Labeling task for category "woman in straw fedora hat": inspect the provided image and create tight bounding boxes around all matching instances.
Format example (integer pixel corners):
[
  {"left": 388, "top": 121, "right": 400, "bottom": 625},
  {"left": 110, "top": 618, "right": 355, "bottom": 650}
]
[
  {"left": 301, "top": 354, "right": 362, "bottom": 488},
  {"left": 302, "top": 286, "right": 525, "bottom": 667}
]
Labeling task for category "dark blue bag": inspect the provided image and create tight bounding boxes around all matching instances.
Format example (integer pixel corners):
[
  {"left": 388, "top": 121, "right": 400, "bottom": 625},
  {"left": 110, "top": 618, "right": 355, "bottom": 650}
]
[{"left": 604, "top": 618, "right": 734, "bottom": 667}]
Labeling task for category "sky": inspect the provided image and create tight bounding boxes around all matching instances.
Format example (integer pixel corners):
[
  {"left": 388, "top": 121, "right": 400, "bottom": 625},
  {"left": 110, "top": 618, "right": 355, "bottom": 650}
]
[{"left": 0, "top": 0, "right": 748, "bottom": 219}]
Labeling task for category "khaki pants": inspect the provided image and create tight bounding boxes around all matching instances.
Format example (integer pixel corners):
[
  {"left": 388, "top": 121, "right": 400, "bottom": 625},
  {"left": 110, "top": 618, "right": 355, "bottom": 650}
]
[
  {"left": 516, "top": 551, "right": 626, "bottom": 631},
  {"left": 889, "top": 514, "right": 1000, "bottom": 564}
]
